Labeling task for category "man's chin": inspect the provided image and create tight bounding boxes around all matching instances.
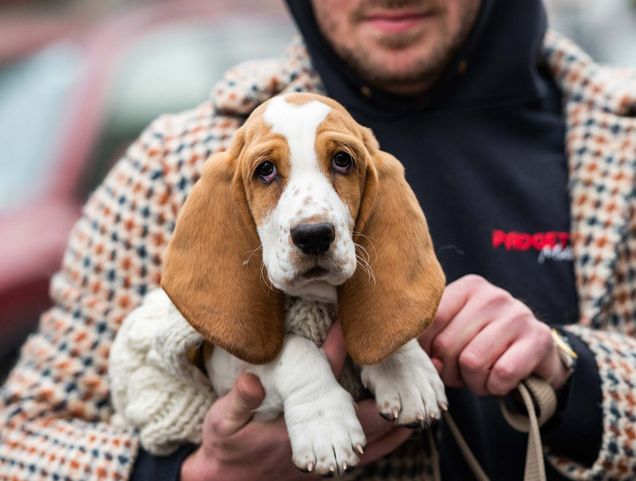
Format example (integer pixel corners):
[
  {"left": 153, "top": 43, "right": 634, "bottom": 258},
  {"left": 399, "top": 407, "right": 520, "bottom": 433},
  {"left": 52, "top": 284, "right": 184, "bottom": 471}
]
[{"left": 338, "top": 44, "right": 445, "bottom": 93}]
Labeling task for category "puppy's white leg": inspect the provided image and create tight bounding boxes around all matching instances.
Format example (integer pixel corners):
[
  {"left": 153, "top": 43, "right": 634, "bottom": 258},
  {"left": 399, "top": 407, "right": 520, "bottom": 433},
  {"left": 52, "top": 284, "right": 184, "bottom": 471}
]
[
  {"left": 275, "top": 336, "right": 366, "bottom": 475},
  {"left": 207, "top": 335, "right": 366, "bottom": 476},
  {"left": 360, "top": 339, "right": 447, "bottom": 427}
]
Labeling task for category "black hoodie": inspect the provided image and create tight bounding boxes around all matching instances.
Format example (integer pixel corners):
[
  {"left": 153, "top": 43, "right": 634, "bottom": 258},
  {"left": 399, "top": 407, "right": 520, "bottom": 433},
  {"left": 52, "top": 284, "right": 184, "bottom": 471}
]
[{"left": 284, "top": 1, "right": 603, "bottom": 480}]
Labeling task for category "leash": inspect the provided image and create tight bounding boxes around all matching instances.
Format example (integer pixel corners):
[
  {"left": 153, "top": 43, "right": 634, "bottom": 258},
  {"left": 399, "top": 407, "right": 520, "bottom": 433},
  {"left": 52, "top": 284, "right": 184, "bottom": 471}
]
[{"left": 429, "top": 376, "right": 557, "bottom": 481}]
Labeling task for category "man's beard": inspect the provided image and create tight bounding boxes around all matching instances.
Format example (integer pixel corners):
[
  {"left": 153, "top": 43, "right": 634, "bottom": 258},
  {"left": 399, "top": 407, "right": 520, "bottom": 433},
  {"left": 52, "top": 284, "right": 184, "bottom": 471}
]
[
  {"left": 333, "top": 33, "right": 455, "bottom": 89},
  {"left": 328, "top": 0, "right": 479, "bottom": 92}
]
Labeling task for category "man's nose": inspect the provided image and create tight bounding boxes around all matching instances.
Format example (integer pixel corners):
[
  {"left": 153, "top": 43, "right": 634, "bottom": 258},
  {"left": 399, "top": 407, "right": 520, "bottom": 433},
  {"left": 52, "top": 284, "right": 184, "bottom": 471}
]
[{"left": 290, "top": 223, "right": 335, "bottom": 254}]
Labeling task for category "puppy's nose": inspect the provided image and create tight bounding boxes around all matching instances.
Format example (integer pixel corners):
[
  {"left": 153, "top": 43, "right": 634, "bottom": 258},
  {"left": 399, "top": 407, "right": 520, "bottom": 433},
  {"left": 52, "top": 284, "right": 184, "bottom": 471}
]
[{"left": 291, "top": 223, "right": 335, "bottom": 254}]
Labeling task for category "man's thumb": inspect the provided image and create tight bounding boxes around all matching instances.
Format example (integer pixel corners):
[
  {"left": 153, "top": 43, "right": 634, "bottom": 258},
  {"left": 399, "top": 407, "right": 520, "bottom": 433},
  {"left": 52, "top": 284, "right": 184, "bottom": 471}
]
[
  {"left": 212, "top": 373, "right": 265, "bottom": 436},
  {"left": 322, "top": 321, "right": 348, "bottom": 377}
]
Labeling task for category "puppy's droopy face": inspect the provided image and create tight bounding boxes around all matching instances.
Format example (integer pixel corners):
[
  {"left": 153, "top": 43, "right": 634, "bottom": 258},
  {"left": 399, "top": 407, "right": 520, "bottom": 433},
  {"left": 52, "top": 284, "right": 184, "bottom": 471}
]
[
  {"left": 162, "top": 91, "right": 445, "bottom": 365},
  {"left": 238, "top": 94, "right": 373, "bottom": 302}
]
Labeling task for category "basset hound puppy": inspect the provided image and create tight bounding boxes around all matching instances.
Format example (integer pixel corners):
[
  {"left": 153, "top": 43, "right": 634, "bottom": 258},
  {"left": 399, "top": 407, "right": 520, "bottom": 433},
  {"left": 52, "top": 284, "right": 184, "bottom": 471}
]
[{"left": 157, "top": 93, "right": 447, "bottom": 475}]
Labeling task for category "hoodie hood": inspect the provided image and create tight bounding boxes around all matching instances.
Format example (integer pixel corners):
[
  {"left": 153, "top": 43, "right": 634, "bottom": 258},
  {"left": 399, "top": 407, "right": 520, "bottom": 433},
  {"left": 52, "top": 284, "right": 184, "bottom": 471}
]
[{"left": 285, "top": 0, "right": 549, "bottom": 118}]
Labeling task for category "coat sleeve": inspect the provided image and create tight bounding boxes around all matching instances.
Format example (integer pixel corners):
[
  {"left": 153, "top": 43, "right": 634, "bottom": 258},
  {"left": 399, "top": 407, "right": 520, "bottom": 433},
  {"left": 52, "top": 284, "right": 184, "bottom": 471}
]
[
  {"left": 0, "top": 104, "right": 223, "bottom": 480},
  {"left": 545, "top": 324, "right": 636, "bottom": 480}
]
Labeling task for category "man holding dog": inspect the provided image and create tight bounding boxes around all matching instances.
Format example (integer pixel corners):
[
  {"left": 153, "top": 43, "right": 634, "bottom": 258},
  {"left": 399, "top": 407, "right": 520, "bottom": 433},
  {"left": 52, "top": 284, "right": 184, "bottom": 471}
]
[{"left": 2, "top": 0, "right": 635, "bottom": 480}]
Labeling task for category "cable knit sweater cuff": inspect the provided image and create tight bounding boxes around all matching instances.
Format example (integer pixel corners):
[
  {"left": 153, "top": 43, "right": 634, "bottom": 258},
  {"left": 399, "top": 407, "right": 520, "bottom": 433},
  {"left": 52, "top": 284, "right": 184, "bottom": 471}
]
[{"left": 109, "top": 289, "right": 215, "bottom": 455}]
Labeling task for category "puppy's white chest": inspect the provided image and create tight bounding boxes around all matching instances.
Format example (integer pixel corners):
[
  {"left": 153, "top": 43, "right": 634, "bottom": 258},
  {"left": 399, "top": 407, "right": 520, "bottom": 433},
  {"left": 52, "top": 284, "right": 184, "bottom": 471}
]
[
  {"left": 205, "top": 297, "right": 340, "bottom": 419},
  {"left": 207, "top": 347, "right": 251, "bottom": 398}
]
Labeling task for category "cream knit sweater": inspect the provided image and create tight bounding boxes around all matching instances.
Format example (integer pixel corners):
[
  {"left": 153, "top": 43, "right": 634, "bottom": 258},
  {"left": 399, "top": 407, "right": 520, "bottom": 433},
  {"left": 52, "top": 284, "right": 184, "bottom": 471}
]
[{"left": 108, "top": 289, "right": 364, "bottom": 455}]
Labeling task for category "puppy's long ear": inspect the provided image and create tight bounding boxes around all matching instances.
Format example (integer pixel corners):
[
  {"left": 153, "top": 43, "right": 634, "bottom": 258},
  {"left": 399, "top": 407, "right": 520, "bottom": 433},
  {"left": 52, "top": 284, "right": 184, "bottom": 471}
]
[
  {"left": 338, "top": 132, "right": 445, "bottom": 365},
  {"left": 161, "top": 133, "right": 285, "bottom": 364}
]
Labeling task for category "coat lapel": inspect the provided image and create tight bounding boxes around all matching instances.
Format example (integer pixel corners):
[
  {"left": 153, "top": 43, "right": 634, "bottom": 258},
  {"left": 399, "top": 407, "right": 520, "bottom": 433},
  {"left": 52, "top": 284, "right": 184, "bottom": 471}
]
[
  {"left": 565, "top": 106, "right": 636, "bottom": 327},
  {"left": 543, "top": 31, "right": 636, "bottom": 327}
]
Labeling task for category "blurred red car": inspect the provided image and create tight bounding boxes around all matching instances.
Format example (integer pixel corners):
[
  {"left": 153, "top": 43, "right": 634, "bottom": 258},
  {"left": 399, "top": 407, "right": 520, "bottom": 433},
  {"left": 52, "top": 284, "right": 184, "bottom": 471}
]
[{"left": 0, "top": 0, "right": 293, "bottom": 376}]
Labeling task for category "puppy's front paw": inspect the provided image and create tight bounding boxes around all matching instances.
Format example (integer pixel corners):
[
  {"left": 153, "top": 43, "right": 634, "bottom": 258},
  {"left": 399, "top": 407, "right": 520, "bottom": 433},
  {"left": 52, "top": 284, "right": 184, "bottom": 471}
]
[
  {"left": 285, "top": 388, "right": 366, "bottom": 476},
  {"left": 361, "top": 340, "right": 447, "bottom": 427}
]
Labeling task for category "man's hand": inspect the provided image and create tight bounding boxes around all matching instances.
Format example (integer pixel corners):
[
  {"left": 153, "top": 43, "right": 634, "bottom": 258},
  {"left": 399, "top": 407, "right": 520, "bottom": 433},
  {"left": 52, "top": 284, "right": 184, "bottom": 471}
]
[
  {"left": 181, "top": 323, "right": 411, "bottom": 481},
  {"left": 419, "top": 275, "right": 570, "bottom": 397}
]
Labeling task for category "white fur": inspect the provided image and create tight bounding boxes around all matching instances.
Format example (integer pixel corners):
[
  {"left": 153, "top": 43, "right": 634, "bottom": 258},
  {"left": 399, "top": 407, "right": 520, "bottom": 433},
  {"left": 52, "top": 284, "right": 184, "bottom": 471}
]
[
  {"left": 361, "top": 339, "right": 448, "bottom": 424},
  {"left": 204, "top": 320, "right": 448, "bottom": 475},
  {"left": 258, "top": 95, "right": 357, "bottom": 303},
  {"left": 207, "top": 336, "right": 366, "bottom": 475}
]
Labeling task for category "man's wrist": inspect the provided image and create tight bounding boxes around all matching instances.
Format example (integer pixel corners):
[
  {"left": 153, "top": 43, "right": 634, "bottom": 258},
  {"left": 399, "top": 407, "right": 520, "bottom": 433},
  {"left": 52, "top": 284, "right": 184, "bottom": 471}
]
[
  {"left": 548, "top": 328, "right": 578, "bottom": 391},
  {"left": 540, "top": 330, "right": 603, "bottom": 466}
]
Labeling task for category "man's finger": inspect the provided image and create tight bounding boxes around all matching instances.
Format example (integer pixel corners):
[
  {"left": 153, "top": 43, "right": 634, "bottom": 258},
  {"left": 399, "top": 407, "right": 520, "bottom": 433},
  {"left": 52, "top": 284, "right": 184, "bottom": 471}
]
[
  {"left": 432, "top": 357, "right": 444, "bottom": 373},
  {"left": 419, "top": 279, "right": 470, "bottom": 352},
  {"left": 360, "top": 425, "right": 412, "bottom": 465},
  {"left": 458, "top": 317, "right": 522, "bottom": 394},
  {"left": 321, "top": 321, "right": 348, "bottom": 377},
  {"left": 210, "top": 372, "right": 265, "bottom": 436},
  {"left": 486, "top": 339, "right": 538, "bottom": 396},
  {"left": 357, "top": 399, "right": 399, "bottom": 441}
]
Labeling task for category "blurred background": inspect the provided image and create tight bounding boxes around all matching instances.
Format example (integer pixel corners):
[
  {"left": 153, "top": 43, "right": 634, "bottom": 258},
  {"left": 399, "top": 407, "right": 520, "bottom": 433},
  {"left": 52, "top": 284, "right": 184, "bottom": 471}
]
[{"left": 0, "top": 0, "right": 635, "bottom": 382}]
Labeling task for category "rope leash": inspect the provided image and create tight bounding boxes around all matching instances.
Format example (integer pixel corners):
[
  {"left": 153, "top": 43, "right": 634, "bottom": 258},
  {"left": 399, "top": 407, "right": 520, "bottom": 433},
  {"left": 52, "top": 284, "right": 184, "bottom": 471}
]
[{"left": 430, "top": 376, "right": 557, "bottom": 481}]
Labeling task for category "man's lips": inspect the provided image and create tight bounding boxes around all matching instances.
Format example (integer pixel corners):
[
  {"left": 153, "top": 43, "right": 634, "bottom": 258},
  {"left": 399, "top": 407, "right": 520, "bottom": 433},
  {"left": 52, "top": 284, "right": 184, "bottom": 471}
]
[{"left": 360, "top": 10, "right": 432, "bottom": 34}]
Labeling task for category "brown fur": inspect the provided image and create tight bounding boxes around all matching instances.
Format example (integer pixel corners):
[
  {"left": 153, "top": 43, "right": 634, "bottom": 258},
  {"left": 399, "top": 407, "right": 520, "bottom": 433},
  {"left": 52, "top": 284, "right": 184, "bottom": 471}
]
[
  {"left": 338, "top": 134, "right": 446, "bottom": 364},
  {"left": 161, "top": 92, "right": 445, "bottom": 365},
  {"left": 314, "top": 124, "right": 368, "bottom": 222},
  {"left": 239, "top": 129, "right": 290, "bottom": 226},
  {"left": 161, "top": 133, "right": 285, "bottom": 364}
]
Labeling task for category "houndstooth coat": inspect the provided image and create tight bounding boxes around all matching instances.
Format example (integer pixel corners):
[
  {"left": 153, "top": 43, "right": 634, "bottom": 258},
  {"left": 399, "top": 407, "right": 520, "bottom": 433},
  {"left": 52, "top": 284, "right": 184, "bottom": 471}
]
[{"left": 1, "top": 31, "right": 636, "bottom": 481}]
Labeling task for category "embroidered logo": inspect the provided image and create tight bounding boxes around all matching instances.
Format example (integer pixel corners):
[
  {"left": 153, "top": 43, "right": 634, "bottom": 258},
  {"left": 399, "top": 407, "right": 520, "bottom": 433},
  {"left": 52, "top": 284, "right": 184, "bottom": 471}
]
[{"left": 491, "top": 230, "right": 573, "bottom": 264}]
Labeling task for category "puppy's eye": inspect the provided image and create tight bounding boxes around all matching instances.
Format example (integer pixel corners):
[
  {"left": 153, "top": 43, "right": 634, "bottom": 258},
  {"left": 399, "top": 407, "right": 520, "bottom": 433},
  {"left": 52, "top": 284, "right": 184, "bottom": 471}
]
[
  {"left": 255, "top": 161, "right": 277, "bottom": 183},
  {"left": 332, "top": 151, "right": 353, "bottom": 174}
]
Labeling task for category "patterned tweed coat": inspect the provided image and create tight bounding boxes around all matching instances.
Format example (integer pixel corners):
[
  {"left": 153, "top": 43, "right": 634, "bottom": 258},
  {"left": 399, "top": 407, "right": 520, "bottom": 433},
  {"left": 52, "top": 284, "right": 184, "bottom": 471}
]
[{"left": 2, "top": 31, "right": 636, "bottom": 481}]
